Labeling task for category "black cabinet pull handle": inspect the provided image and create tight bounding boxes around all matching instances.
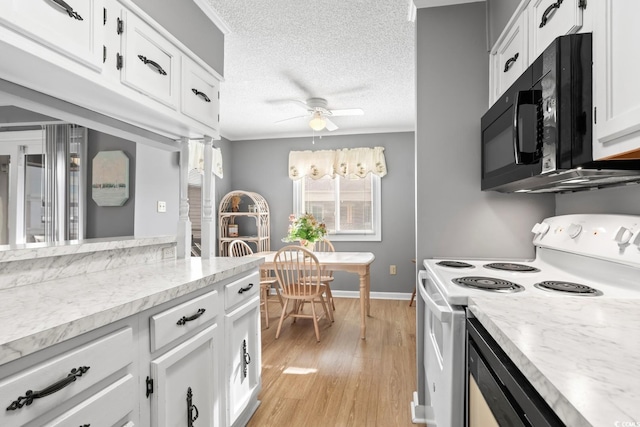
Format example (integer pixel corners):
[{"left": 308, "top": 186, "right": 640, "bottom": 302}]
[
  {"left": 539, "top": 0, "right": 563, "bottom": 28},
  {"left": 187, "top": 387, "right": 199, "bottom": 427},
  {"left": 242, "top": 339, "right": 251, "bottom": 379},
  {"left": 237, "top": 283, "right": 254, "bottom": 294},
  {"left": 176, "top": 308, "right": 206, "bottom": 325},
  {"left": 137, "top": 55, "right": 167, "bottom": 75},
  {"left": 192, "top": 88, "right": 211, "bottom": 103},
  {"left": 6, "top": 366, "right": 90, "bottom": 411},
  {"left": 503, "top": 52, "right": 519, "bottom": 72},
  {"left": 47, "top": 0, "right": 83, "bottom": 20}
]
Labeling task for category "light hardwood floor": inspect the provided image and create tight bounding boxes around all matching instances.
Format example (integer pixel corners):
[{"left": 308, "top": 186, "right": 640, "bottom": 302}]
[{"left": 247, "top": 297, "right": 425, "bottom": 427}]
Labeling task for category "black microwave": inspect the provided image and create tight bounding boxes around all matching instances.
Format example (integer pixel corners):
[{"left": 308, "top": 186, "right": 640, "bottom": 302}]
[{"left": 481, "top": 33, "right": 640, "bottom": 193}]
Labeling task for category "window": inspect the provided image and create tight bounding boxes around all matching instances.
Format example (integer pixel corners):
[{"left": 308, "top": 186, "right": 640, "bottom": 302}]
[{"left": 293, "top": 174, "right": 381, "bottom": 241}]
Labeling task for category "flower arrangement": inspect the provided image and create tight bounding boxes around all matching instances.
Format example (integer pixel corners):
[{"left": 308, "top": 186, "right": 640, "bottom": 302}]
[{"left": 282, "top": 213, "right": 327, "bottom": 247}]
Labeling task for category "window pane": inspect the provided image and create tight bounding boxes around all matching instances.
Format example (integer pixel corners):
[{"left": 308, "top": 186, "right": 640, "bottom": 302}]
[
  {"left": 303, "top": 176, "right": 335, "bottom": 230},
  {"left": 339, "top": 176, "right": 372, "bottom": 231}
]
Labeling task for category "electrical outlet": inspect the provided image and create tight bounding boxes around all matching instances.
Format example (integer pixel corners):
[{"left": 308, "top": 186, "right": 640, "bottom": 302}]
[
  {"left": 162, "top": 246, "right": 176, "bottom": 259},
  {"left": 390, "top": 265, "right": 397, "bottom": 275},
  {"left": 157, "top": 201, "right": 167, "bottom": 213}
]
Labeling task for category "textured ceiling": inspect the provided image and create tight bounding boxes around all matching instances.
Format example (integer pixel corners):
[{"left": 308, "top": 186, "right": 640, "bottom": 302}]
[{"left": 206, "top": 0, "right": 415, "bottom": 141}]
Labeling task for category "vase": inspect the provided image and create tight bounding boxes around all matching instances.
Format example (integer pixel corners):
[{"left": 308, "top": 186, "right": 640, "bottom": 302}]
[{"left": 301, "top": 240, "right": 315, "bottom": 251}]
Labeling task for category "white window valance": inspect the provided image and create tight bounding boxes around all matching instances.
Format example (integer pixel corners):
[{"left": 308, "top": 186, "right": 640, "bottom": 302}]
[
  {"left": 188, "top": 141, "right": 224, "bottom": 186},
  {"left": 288, "top": 146, "right": 387, "bottom": 180}
]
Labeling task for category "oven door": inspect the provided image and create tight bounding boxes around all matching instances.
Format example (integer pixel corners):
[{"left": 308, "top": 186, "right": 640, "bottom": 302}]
[{"left": 418, "top": 270, "right": 466, "bottom": 427}]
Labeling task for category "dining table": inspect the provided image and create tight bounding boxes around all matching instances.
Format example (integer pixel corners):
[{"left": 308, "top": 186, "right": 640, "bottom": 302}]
[{"left": 254, "top": 251, "right": 376, "bottom": 339}]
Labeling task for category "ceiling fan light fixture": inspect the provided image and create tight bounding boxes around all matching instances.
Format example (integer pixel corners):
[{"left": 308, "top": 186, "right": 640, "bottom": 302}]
[{"left": 309, "top": 111, "right": 326, "bottom": 131}]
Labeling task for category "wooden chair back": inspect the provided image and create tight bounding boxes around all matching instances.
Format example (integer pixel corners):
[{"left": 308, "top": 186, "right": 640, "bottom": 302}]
[
  {"left": 229, "top": 240, "right": 253, "bottom": 257},
  {"left": 313, "top": 239, "right": 335, "bottom": 252},
  {"left": 274, "top": 246, "right": 323, "bottom": 298}
]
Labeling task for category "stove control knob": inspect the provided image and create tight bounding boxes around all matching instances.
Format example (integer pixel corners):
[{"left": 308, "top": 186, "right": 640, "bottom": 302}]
[
  {"left": 614, "top": 226, "right": 634, "bottom": 246},
  {"left": 567, "top": 223, "right": 582, "bottom": 239},
  {"left": 535, "top": 222, "right": 550, "bottom": 236},
  {"left": 631, "top": 231, "right": 640, "bottom": 248}
]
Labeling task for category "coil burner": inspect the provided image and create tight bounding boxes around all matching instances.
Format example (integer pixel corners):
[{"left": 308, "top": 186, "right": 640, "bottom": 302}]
[
  {"left": 452, "top": 276, "right": 524, "bottom": 293},
  {"left": 534, "top": 281, "right": 602, "bottom": 296},
  {"left": 484, "top": 263, "right": 540, "bottom": 273},
  {"left": 436, "top": 261, "right": 475, "bottom": 269}
]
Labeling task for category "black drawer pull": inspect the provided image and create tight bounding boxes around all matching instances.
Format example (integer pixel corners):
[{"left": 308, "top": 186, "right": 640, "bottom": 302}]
[
  {"left": 137, "top": 55, "right": 167, "bottom": 75},
  {"left": 176, "top": 308, "right": 206, "bottom": 325},
  {"left": 192, "top": 88, "right": 211, "bottom": 103},
  {"left": 503, "top": 52, "right": 519, "bottom": 72},
  {"left": 47, "top": 0, "right": 83, "bottom": 21},
  {"left": 237, "top": 283, "right": 254, "bottom": 294},
  {"left": 539, "top": 0, "right": 563, "bottom": 28},
  {"left": 6, "top": 366, "right": 90, "bottom": 411}
]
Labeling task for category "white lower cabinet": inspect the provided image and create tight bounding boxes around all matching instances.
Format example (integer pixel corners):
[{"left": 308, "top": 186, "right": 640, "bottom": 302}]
[
  {"left": 225, "top": 295, "right": 261, "bottom": 427},
  {"left": 150, "top": 325, "right": 222, "bottom": 427},
  {"left": 593, "top": 0, "right": 640, "bottom": 160}
]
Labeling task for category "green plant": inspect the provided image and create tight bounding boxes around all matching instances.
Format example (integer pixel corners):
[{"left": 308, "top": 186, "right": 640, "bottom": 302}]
[{"left": 283, "top": 213, "right": 327, "bottom": 244}]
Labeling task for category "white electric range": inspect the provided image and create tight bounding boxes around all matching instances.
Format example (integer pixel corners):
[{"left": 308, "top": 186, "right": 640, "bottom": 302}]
[{"left": 411, "top": 214, "right": 640, "bottom": 427}]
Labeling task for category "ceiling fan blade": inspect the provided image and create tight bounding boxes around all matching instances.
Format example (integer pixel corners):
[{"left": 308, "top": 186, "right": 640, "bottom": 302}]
[
  {"left": 329, "top": 108, "right": 364, "bottom": 117},
  {"left": 275, "top": 114, "right": 308, "bottom": 124},
  {"left": 324, "top": 117, "right": 339, "bottom": 131},
  {"left": 290, "top": 99, "right": 313, "bottom": 110}
]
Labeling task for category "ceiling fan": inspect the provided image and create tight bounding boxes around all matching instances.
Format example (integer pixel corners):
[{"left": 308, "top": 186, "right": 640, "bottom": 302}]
[{"left": 276, "top": 98, "right": 364, "bottom": 131}]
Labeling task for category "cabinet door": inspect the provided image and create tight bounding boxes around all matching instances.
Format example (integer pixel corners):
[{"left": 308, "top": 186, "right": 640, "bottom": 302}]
[
  {"left": 225, "top": 295, "right": 261, "bottom": 426},
  {"left": 529, "top": 0, "right": 584, "bottom": 60},
  {"left": 490, "top": 10, "right": 528, "bottom": 105},
  {"left": 182, "top": 56, "right": 220, "bottom": 130},
  {"left": 593, "top": 0, "right": 640, "bottom": 160},
  {"left": 120, "top": 9, "right": 180, "bottom": 109},
  {"left": 150, "top": 324, "right": 222, "bottom": 427},
  {"left": 4, "top": 0, "right": 103, "bottom": 70}
]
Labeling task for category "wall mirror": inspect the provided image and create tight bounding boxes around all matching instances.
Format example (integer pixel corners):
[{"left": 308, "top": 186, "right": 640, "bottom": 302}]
[{"left": 0, "top": 78, "right": 177, "bottom": 249}]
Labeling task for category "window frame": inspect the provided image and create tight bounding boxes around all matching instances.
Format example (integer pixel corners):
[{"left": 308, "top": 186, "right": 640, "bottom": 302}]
[{"left": 292, "top": 174, "right": 382, "bottom": 242}]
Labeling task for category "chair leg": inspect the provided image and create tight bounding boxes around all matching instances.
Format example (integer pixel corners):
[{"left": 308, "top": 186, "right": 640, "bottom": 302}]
[
  {"left": 409, "top": 287, "right": 416, "bottom": 307},
  {"left": 323, "top": 283, "right": 336, "bottom": 311},
  {"left": 310, "top": 299, "right": 320, "bottom": 342},
  {"left": 275, "top": 299, "right": 289, "bottom": 339},
  {"left": 320, "top": 294, "right": 333, "bottom": 322}
]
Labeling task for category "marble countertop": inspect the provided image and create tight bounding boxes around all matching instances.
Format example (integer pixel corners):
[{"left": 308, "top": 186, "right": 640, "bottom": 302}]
[
  {"left": 468, "top": 295, "right": 640, "bottom": 427},
  {"left": 0, "top": 256, "right": 263, "bottom": 366}
]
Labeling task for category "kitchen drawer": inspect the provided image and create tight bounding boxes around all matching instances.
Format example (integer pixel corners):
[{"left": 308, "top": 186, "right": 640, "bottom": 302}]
[
  {"left": 224, "top": 271, "right": 260, "bottom": 311},
  {"left": 120, "top": 8, "right": 180, "bottom": 109},
  {"left": 1, "top": 327, "right": 133, "bottom": 427},
  {"left": 529, "top": 0, "right": 584, "bottom": 60},
  {"left": 3, "top": 0, "right": 103, "bottom": 70},
  {"left": 43, "top": 374, "right": 135, "bottom": 427},
  {"left": 150, "top": 289, "right": 221, "bottom": 352},
  {"left": 181, "top": 56, "right": 220, "bottom": 129}
]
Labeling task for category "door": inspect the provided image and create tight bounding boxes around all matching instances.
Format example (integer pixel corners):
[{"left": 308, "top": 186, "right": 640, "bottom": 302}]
[
  {"left": 529, "top": 0, "right": 584, "bottom": 60},
  {"left": 225, "top": 295, "right": 261, "bottom": 426},
  {"left": 150, "top": 324, "right": 222, "bottom": 427},
  {"left": 593, "top": 0, "right": 640, "bottom": 160}
]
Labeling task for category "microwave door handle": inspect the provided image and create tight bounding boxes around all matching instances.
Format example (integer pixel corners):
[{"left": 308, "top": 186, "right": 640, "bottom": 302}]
[
  {"left": 512, "top": 90, "right": 541, "bottom": 165},
  {"left": 418, "top": 271, "right": 452, "bottom": 324}
]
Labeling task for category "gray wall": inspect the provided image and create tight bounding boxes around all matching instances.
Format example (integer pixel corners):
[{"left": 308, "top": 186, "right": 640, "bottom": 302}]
[
  {"left": 131, "top": 0, "right": 225, "bottom": 76},
  {"left": 556, "top": 185, "right": 640, "bottom": 215},
  {"left": 228, "top": 132, "right": 416, "bottom": 294},
  {"left": 486, "top": 0, "right": 520, "bottom": 49},
  {"left": 86, "top": 130, "right": 136, "bottom": 238},
  {"left": 415, "top": 3, "right": 555, "bottom": 263},
  {"left": 134, "top": 144, "right": 180, "bottom": 237}
]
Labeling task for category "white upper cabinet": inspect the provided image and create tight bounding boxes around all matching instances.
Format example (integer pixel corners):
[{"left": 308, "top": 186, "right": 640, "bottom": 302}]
[
  {"left": 182, "top": 55, "right": 220, "bottom": 130},
  {"left": 120, "top": 8, "right": 180, "bottom": 109},
  {"left": 593, "top": 0, "right": 640, "bottom": 160},
  {"left": 529, "top": 0, "right": 585, "bottom": 60},
  {"left": 3, "top": 0, "right": 104, "bottom": 70},
  {"left": 490, "top": 9, "right": 528, "bottom": 105}
]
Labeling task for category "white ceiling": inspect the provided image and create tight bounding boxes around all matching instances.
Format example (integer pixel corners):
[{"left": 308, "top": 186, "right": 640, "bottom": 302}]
[{"left": 206, "top": 0, "right": 416, "bottom": 141}]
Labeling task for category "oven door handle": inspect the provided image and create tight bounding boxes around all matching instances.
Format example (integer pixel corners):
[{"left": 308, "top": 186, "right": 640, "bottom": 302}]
[{"left": 418, "top": 270, "right": 452, "bottom": 324}]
